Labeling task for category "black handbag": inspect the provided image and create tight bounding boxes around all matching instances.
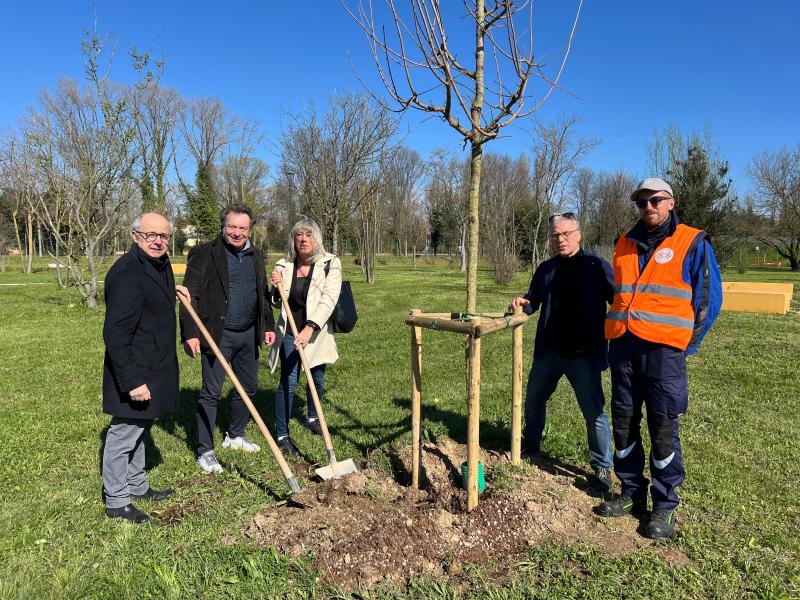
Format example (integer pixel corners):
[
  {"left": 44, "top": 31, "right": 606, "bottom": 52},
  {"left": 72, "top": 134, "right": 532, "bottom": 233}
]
[{"left": 324, "top": 260, "right": 358, "bottom": 333}]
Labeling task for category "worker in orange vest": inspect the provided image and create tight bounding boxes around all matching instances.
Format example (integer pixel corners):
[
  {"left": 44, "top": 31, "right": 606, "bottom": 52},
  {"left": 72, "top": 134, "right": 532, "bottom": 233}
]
[{"left": 595, "top": 178, "right": 722, "bottom": 540}]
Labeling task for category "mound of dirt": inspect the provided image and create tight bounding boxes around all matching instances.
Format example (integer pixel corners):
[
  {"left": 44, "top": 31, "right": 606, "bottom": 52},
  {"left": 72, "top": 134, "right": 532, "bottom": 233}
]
[{"left": 246, "top": 437, "right": 687, "bottom": 589}]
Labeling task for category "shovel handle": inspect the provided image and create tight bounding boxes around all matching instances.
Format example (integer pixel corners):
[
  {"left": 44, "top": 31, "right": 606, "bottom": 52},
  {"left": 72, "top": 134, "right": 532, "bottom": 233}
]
[
  {"left": 177, "top": 291, "right": 302, "bottom": 493},
  {"left": 275, "top": 283, "right": 337, "bottom": 462}
]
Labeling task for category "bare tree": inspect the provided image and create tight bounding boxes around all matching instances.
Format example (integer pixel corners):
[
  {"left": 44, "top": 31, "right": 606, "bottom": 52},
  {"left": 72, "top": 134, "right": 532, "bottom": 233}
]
[
  {"left": 279, "top": 91, "right": 399, "bottom": 253},
  {"left": 382, "top": 147, "right": 425, "bottom": 257},
  {"left": 480, "top": 153, "right": 528, "bottom": 283},
  {"left": 748, "top": 146, "right": 800, "bottom": 271},
  {"left": 344, "top": 0, "right": 584, "bottom": 311},
  {"left": 589, "top": 170, "right": 638, "bottom": 256},
  {"left": 128, "top": 64, "right": 183, "bottom": 215},
  {"left": 528, "top": 115, "right": 599, "bottom": 266},
  {"left": 0, "top": 136, "right": 36, "bottom": 274},
  {"left": 424, "top": 149, "right": 468, "bottom": 266},
  {"left": 23, "top": 34, "right": 139, "bottom": 308}
]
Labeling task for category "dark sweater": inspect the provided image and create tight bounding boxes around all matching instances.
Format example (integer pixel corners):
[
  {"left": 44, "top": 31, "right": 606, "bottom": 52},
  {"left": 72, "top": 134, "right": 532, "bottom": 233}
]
[{"left": 223, "top": 242, "right": 258, "bottom": 331}]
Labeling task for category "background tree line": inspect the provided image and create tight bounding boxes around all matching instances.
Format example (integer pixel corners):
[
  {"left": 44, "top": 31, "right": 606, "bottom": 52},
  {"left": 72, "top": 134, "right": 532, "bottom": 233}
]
[{"left": 1, "top": 33, "right": 799, "bottom": 309}]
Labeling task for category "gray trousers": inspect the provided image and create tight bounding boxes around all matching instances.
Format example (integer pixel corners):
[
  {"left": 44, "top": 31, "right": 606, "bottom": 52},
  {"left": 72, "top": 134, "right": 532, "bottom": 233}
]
[{"left": 102, "top": 416, "right": 152, "bottom": 508}]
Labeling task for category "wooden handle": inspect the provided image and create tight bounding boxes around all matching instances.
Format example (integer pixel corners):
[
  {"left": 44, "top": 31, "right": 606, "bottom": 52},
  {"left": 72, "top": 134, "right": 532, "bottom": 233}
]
[
  {"left": 177, "top": 291, "right": 301, "bottom": 490},
  {"left": 275, "top": 283, "right": 337, "bottom": 462}
]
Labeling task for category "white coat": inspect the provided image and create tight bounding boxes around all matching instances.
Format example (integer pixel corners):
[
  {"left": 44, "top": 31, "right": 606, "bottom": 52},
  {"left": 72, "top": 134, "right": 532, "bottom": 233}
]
[{"left": 268, "top": 253, "right": 342, "bottom": 372}]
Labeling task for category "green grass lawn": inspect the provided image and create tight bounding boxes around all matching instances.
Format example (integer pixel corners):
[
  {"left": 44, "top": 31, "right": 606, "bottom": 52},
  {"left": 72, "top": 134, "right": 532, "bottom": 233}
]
[{"left": 0, "top": 256, "right": 798, "bottom": 598}]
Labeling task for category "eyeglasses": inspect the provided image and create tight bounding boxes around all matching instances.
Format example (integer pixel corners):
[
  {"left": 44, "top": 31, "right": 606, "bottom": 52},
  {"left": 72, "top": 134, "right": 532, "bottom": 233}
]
[
  {"left": 134, "top": 230, "right": 171, "bottom": 243},
  {"left": 634, "top": 196, "right": 671, "bottom": 209},
  {"left": 550, "top": 230, "right": 579, "bottom": 241},
  {"left": 224, "top": 224, "right": 250, "bottom": 233},
  {"left": 548, "top": 211, "right": 575, "bottom": 223}
]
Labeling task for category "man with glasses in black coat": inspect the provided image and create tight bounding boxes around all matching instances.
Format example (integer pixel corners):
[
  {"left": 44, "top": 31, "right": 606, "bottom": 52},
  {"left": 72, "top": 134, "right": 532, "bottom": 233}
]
[
  {"left": 102, "top": 212, "right": 190, "bottom": 523},
  {"left": 510, "top": 212, "right": 615, "bottom": 495}
]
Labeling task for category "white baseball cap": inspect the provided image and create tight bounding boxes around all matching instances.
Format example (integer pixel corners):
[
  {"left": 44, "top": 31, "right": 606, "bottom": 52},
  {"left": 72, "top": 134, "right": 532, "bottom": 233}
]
[{"left": 630, "top": 177, "right": 674, "bottom": 202}]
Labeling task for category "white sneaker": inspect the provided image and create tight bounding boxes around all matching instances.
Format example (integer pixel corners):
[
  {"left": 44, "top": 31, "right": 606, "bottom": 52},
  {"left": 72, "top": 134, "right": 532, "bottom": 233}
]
[
  {"left": 197, "top": 450, "right": 224, "bottom": 474},
  {"left": 222, "top": 433, "right": 261, "bottom": 453}
]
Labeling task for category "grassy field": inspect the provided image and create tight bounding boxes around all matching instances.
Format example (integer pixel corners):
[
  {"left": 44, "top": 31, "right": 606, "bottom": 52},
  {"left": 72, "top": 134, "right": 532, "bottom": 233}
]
[{"left": 0, "top": 256, "right": 798, "bottom": 598}]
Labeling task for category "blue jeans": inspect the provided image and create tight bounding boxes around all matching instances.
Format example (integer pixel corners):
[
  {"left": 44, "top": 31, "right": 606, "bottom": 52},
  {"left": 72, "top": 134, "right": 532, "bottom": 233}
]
[
  {"left": 522, "top": 349, "right": 613, "bottom": 470},
  {"left": 274, "top": 333, "right": 326, "bottom": 439}
]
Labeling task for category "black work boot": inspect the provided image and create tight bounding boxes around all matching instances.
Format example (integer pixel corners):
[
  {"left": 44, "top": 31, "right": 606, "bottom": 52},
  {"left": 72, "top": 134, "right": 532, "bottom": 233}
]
[
  {"left": 645, "top": 507, "right": 677, "bottom": 539},
  {"left": 594, "top": 492, "right": 647, "bottom": 517}
]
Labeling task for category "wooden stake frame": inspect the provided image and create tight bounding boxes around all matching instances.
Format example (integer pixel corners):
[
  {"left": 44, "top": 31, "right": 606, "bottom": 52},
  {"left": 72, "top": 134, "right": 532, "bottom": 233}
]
[{"left": 405, "top": 308, "right": 528, "bottom": 511}]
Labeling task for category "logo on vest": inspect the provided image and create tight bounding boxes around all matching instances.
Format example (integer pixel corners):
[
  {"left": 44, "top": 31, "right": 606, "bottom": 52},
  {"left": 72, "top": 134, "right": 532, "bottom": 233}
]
[{"left": 654, "top": 248, "right": 674, "bottom": 264}]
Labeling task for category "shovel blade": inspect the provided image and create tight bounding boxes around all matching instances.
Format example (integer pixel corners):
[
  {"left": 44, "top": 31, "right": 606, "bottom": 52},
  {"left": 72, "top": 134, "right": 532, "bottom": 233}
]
[{"left": 314, "top": 459, "right": 359, "bottom": 481}]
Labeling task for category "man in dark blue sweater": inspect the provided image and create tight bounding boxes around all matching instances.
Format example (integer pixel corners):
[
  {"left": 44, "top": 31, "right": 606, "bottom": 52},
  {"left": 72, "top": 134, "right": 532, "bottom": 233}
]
[
  {"left": 180, "top": 205, "right": 275, "bottom": 474},
  {"left": 510, "top": 213, "right": 615, "bottom": 493}
]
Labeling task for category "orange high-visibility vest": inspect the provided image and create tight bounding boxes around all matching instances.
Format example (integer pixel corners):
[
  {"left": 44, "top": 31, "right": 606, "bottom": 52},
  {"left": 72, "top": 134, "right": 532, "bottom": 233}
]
[{"left": 605, "top": 223, "right": 704, "bottom": 350}]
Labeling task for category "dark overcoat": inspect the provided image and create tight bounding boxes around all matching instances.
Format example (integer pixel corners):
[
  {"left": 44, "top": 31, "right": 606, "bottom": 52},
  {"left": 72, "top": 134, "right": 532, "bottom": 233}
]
[
  {"left": 178, "top": 234, "right": 274, "bottom": 353},
  {"left": 102, "top": 244, "right": 180, "bottom": 419}
]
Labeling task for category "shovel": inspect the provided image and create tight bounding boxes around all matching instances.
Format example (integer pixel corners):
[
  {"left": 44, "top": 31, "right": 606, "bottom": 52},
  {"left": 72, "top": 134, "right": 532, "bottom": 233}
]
[
  {"left": 177, "top": 290, "right": 307, "bottom": 500},
  {"left": 276, "top": 283, "right": 358, "bottom": 480}
]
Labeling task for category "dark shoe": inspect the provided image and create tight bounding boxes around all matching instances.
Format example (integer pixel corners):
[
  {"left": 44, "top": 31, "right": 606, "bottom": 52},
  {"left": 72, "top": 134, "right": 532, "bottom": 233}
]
[
  {"left": 304, "top": 419, "right": 323, "bottom": 436},
  {"left": 520, "top": 446, "right": 541, "bottom": 460},
  {"left": 594, "top": 492, "right": 647, "bottom": 517},
  {"left": 131, "top": 488, "right": 174, "bottom": 502},
  {"left": 277, "top": 436, "right": 300, "bottom": 457},
  {"left": 593, "top": 467, "right": 613, "bottom": 494},
  {"left": 645, "top": 507, "right": 676, "bottom": 539},
  {"left": 105, "top": 504, "right": 149, "bottom": 524}
]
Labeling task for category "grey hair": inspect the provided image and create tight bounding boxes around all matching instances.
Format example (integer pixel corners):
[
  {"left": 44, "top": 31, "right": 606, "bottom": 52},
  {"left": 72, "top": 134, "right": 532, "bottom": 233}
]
[
  {"left": 549, "top": 214, "right": 580, "bottom": 231},
  {"left": 132, "top": 213, "right": 173, "bottom": 233},
  {"left": 286, "top": 218, "right": 327, "bottom": 262}
]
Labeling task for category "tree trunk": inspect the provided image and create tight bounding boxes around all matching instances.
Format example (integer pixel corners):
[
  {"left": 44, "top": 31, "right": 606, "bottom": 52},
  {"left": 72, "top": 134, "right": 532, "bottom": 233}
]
[
  {"left": 12, "top": 210, "right": 23, "bottom": 271},
  {"left": 37, "top": 216, "right": 43, "bottom": 257},
  {"left": 460, "top": 225, "right": 467, "bottom": 273},
  {"left": 26, "top": 211, "right": 34, "bottom": 274},
  {"left": 466, "top": 143, "right": 483, "bottom": 313},
  {"left": 465, "top": 1, "right": 485, "bottom": 313}
]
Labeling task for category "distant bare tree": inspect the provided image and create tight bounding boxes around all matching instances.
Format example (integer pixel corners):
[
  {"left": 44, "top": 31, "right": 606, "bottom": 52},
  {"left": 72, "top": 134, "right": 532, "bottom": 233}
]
[
  {"left": 23, "top": 33, "right": 140, "bottom": 308},
  {"left": 279, "top": 91, "right": 399, "bottom": 253},
  {"left": 480, "top": 153, "right": 528, "bottom": 283},
  {"left": 424, "top": 150, "right": 467, "bottom": 267},
  {"left": 748, "top": 146, "right": 800, "bottom": 271},
  {"left": 528, "top": 115, "right": 599, "bottom": 266},
  {"left": 382, "top": 147, "right": 425, "bottom": 257},
  {"left": 344, "top": 0, "right": 584, "bottom": 311},
  {"left": 590, "top": 171, "right": 638, "bottom": 254},
  {"left": 128, "top": 65, "right": 183, "bottom": 215}
]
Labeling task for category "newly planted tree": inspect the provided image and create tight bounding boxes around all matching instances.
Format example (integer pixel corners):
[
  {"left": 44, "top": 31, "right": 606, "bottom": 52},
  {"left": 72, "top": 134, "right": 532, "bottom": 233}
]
[{"left": 344, "top": 0, "right": 584, "bottom": 311}]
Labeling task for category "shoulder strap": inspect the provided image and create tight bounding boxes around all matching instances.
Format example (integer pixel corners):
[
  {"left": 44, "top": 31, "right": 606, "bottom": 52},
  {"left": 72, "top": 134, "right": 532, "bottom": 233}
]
[{"left": 324, "top": 259, "right": 331, "bottom": 276}]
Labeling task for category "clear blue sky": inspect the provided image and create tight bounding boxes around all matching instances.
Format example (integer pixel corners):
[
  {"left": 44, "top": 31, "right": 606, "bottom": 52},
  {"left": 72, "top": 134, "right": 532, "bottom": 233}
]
[{"left": 1, "top": 1, "right": 798, "bottom": 194}]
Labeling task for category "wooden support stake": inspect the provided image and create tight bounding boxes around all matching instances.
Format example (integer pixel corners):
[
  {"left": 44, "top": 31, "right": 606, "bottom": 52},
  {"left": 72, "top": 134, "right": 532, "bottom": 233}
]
[
  {"left": 466, "top": 317, "right": 481, "bottom": 511},
  {"left": 511, "top": 306, "right": 524, "bottom": 466},
  {"left": 404, "top": 315, "right": 477, "bottom": 335},
  {"left": 410, "top": 309, "right": 423, "bottom": 489}
]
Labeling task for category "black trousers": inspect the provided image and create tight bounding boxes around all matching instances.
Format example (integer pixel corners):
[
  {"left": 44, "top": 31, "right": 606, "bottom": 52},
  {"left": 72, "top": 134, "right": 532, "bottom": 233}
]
[{"left": 196, "top": 327, "right": 258, "bottom": 455}]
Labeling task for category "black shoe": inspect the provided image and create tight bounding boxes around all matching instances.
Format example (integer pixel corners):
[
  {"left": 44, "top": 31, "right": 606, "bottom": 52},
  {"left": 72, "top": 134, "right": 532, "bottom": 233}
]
[
  {"left": 304, "top": 419, "right": 323, "bottom": 436},
  {"left": 594, "top": 492, "right": 647, "bottom": 517},
  {"left": 592, "top": 468, "right": 613, "bottom": 494},
  {"left": 645, "top": 507, "right": 676, "bottom": 539},
  {"left": 105, "top": 504, "right": 149, "bottom": 524},
  {"left": 277, "top": 436, "right": 300, "bottom": 457},
  {"left": 131, "top": 488, "right": 174, "bottom": 502},
  {"left": 520, "top": 446, "right": 541, "bottom": 460}
]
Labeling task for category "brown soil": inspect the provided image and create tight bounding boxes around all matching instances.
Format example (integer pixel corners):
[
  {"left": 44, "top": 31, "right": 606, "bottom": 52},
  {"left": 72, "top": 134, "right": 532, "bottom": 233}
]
[{"left": 245, "top": 437, "right": 687, "bottom": 590}]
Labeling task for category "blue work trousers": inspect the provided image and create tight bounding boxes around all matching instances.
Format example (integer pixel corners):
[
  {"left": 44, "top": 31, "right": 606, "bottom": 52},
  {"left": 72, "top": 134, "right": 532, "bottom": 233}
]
[
  {"left": 522, "top": 349, "right": 613, "bottom": 470},
  {"left": 608, "top": 334, "right": 687, "bottom": 510},
  {"left": 274, "top": 333, "right": 326, "bottom": 439}
]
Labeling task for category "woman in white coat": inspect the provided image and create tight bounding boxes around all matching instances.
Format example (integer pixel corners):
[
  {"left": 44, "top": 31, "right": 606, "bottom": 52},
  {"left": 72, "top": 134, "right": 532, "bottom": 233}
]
[{"left": 269, "top": 218, "right": 342, "bottom": 456}]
